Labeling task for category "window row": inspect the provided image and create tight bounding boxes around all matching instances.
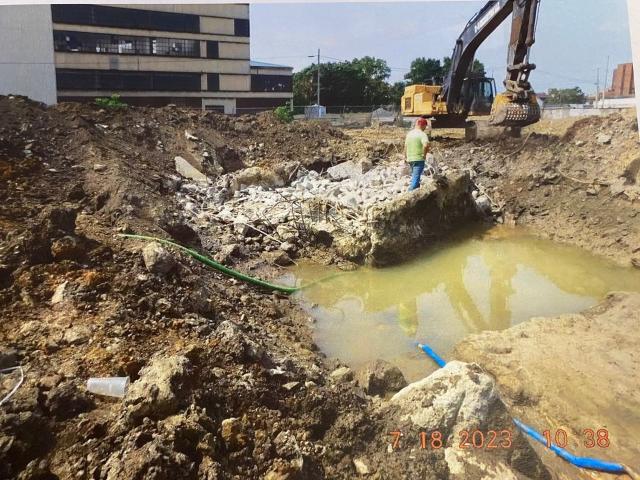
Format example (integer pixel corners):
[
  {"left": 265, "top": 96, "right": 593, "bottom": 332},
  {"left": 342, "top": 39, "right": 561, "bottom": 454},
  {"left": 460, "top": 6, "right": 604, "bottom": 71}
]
[
  {"left": 54, "top": 30, "right": 202, "bottom": 58},
  {"left": 250, "top": 75, "right": 292, "bottom": 93},
  {"left": 51, "top": 5, "right": 251, "bottom": 37},
  {"left": 52, "top": 5, "right": 200, "bottom": 34},
  {"left": 56, "top": 69, "right": 202, "bottom": 92}
]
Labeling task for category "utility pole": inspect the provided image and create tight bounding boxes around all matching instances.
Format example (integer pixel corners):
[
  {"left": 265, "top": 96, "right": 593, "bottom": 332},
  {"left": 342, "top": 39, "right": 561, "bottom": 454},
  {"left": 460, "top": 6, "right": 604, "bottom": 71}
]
[
  {"left": 603, "top": 55, "right": 610, "bottom": 105},
  {"left": 595, "top": 68, "right": 600, "bottom": 108},
  {"left": 316, "top": 48, "right": 321, "bottom": 106}
]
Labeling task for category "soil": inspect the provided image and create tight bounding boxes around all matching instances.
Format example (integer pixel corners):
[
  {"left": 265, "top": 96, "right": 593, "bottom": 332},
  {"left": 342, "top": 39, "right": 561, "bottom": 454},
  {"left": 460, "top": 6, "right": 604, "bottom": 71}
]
[{"left": 1, "top": 94, "right": 639, "bottom": 480}]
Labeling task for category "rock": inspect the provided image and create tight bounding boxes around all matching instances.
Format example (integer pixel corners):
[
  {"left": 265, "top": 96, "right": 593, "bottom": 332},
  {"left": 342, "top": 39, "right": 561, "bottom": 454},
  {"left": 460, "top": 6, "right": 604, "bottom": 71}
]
[
  {"left": 632, "top": 257, "right": 640, "bottom": 269},
  {"left": 124, "top": 355, "right": 192, "bottom": 422},
  {"left": 231, "top": 167, "right": 284, "bottom": 192},
  {"left": 329, "top": 366, "right": 354, "bottom": 383},
  {"left": 282, "top": 381, "right": 300, "bottom": 391},
  {"left": 575, "top": 140, "right": 586, "bottom": 147},
  {"left": 0, "top": 348, "right": 18, "bottom": 369},
  {"left": 175, "top": 156, "right": 208, "bottom": 183},
  {"left": 39, "top": 206, "right": 77, "bottom": 236},
  {"left": 50, "top": 235, "right": 84, "bottom": 261},
  {"left": 51, "top": 281, "right": 68, "bottom": 305},
  {"left": 220, "top": 417, "right": 248, "bottom": 450},
  {"left": 262, "top": 250, "right": 293, "bottom": 267},
  {"left": 276, "top": 225, "right": 299, "bottom": 242},
  {"left": 327, "top": 159, "right": 373, "bottom": 181},
  {"left": 215, "top": 243, "right": 240, "bottom": 264},
  {"left": 93, "top": 163, "right": 107, "bottom": 172},
  {"left": 596, "top": 133, "right": 612, "bottom": 145},
  {"left": 274, "top": 430, "right": 300, "bottom": 458},
  {"left": 387, "top": 361, "right": 549, "bottom": 479},
  {"left": 142, "top": 242, "right": 176, "bottom": 274},
  {"left": 586, "top": 186, "right": 599, "bottom": 196},
  {"left": 101, "top": 436, "right": 195, "bottom": 480},
  {"left": 357, "top": 359, "right": 407, "bottom": 396},
  {"left": 280, "top": 241, "right": 297, "bottom": 254},
  {"left": 474, "top": 195, "right": 492, "bottom": 214},
  {"left": 45, "top": 382, "right": 94, "bottom": 420},
  {"left": 184, "top": 130, "right": 198, "bottom": 141},
  {"left": 62, "top": 325, "right": 91, "bottom": 345},
  {"left": 353, "top": 458, "right": 370, "bottom": 475}
]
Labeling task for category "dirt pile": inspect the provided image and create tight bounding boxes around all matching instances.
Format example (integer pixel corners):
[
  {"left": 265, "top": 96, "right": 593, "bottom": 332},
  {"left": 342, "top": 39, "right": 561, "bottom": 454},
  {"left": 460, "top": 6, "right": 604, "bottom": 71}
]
[{"left": 440, "top": 110, "right": 640, "bottom": 267}]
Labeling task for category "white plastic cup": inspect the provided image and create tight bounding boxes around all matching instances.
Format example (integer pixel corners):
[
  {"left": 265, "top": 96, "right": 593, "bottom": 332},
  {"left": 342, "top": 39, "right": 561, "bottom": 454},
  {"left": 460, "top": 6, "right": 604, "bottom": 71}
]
[{"left": 86, "top": 376, "right": 130, "bottom": 398}]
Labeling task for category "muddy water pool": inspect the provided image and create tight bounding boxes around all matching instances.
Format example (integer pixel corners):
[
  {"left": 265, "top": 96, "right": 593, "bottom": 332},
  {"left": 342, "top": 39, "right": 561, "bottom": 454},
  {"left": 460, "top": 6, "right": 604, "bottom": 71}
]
[{"left": 284, "top": 227, "right": 640, "bottom": 381}]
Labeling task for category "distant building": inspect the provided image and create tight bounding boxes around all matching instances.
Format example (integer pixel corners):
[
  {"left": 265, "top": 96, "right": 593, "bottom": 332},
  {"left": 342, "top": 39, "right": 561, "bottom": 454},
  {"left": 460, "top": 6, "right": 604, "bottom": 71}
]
[
  {"left": 0, "top": 4, "right": 292, "bottom": 113},
  {"left": 605, "top": 63, "right": 634, "bottom": 98}
]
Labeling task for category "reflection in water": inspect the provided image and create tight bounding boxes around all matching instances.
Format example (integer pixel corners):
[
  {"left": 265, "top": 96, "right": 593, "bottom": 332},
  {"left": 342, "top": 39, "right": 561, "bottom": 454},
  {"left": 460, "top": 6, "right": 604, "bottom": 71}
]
[{"left": 288, "top": 227, "right": 640, "bottom": 381}]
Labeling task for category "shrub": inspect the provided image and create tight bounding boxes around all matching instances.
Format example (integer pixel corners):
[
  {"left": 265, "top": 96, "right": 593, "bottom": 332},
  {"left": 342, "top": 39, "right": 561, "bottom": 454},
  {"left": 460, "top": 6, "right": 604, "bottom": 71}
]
[
  {"left": 95, "top": 94, "right": 128, "bottom": 110},
  {"left": 274, "top": 105, "right": 294, "bottom": 123}
]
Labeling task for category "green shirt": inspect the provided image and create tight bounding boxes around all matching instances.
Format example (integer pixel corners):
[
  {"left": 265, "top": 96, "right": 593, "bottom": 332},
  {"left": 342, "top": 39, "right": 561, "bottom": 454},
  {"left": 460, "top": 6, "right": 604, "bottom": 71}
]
[{"left": 405, "top": 129, "right": 429, "bottom": 162}]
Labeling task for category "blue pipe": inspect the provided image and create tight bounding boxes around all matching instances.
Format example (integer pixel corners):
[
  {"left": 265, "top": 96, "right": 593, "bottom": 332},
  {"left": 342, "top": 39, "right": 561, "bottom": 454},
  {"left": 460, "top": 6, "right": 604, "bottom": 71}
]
[
  {"left": 417, "top": 342, "right": 447, "bottom": 368},
  {"left": 415, "top": 342, "right": 628, "bottom": 476},
  {"left": 512, "top": 419, "right": 627, "bottom": 475}
]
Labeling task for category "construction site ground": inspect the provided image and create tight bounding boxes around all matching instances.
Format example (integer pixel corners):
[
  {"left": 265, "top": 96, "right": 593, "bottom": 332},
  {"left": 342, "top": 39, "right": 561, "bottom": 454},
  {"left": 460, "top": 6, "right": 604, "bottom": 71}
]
[{"left": 1, "top": 95, "right": 639, "bottom": 480}]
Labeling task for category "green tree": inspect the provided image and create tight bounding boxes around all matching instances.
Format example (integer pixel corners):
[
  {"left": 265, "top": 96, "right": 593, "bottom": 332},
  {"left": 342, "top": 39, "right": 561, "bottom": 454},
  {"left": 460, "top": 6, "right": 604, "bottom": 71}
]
[
  {"left": 406, "top": 57, "right": 486, "bottom": 85},
  {"left": 388, "top": 81, "right": 407, "bottom": 106},
  {"left": 404, "top": 57, "right": 444, "bottom": 85},
  {"left": 293, "top": 56, "right": 393, "bottom": 107},
  {"left": 545, "top": 87, "right": 587, "bottom": 105}
]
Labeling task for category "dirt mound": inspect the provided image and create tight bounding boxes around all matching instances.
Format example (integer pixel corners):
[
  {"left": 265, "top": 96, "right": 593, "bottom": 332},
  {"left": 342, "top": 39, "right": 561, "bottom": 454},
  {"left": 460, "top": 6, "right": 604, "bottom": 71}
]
[{"left": 439, "top": 110, "right": 640, "bottom": 266}]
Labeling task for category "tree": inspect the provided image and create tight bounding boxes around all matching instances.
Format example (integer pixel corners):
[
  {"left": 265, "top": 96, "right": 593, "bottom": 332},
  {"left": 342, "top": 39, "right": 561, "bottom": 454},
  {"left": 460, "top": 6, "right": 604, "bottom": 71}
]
[
  {"left": 405, "top": 57, "right": 487, "bottom": 86},
  {"left": 293, "top": 56, "right": 394, "bottom": 107},
  {"left": 545, "top": 87, "right": 587, "bottom": 105},
  {"left": 404, "top": 57, "right": 445, "bottom": 85},
  {"left": 388, "top": 81, "right": 407, "bottom": 106}
]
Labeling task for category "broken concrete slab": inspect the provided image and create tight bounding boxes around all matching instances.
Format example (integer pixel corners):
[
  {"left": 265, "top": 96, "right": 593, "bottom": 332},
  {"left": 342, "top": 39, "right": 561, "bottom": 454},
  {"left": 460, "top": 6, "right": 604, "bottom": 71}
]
[{"left": 175, "top": 156, "right": 208, "bottom": 183}]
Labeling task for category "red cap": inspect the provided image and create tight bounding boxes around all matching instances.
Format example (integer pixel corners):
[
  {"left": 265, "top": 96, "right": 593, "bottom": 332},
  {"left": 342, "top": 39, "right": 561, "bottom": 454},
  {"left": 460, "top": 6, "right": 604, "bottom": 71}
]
[{"left": 416, "top": 117, "right": 428, "bottom": 128}]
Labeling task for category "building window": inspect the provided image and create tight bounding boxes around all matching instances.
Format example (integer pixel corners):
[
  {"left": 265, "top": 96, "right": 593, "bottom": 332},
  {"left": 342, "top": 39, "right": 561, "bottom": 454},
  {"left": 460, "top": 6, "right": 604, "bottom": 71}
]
[
  {"left": 206, "top": 41, "right": 219, "bottom": 59},
  {"left": 250, "top": 74, "right": 292, "bottom": 93},
  {"left": 53, "top": 31, "right": 200, "bottom": 57},
  {"left": 51, "top": 5, "right": 200, "bottom": 34},
  {"left": 234, "top": 19, "right": 250, "bottom": 37},
  {"left": 207, "top": 74, "right": 220, "bottom": 92},
  {"left": 56, "top": 69, "right": 202, "bottom": 92}
]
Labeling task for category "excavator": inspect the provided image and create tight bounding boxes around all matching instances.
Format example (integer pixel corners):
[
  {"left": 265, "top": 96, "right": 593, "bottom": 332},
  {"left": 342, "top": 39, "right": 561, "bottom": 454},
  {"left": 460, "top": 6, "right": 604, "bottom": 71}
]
[{"left": 401, "top": 0, "right": 541, "bottom": 137}]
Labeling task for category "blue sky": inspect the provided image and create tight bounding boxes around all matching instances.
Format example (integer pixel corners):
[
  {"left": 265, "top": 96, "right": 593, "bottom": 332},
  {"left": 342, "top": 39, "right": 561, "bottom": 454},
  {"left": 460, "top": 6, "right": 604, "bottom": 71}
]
[{"left": 250, "top": 0, "right": 633, "bottom": 95}]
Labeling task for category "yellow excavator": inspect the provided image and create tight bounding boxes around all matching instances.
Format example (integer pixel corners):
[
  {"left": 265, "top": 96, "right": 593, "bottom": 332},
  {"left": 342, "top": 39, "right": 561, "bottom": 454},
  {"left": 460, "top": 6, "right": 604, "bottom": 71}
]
[{"left": 401, "top": 0, "right": 541, "bottom": 136}]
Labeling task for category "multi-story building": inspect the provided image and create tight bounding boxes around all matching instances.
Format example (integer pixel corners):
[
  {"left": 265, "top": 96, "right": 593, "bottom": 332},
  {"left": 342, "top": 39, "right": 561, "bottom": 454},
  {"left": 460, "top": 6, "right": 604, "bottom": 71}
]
[
  {"left": 605, "top": 63, "right": 635, "bottom": 98},
  {"left": 0, "top": 4, "right": 293, "bottom": 113}
]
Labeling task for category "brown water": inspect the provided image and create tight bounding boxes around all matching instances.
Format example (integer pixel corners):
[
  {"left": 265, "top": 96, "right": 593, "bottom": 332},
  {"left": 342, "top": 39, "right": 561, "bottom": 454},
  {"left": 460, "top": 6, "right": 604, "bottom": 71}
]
[{"left": 285, "top": 227, "right": 640, "bottom": 381}]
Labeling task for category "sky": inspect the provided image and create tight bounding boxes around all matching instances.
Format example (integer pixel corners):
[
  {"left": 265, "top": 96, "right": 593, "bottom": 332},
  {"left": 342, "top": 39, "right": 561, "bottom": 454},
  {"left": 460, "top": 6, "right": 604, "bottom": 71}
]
[{"left": 250, "top": 0, "right": 633, "bottom": 95}]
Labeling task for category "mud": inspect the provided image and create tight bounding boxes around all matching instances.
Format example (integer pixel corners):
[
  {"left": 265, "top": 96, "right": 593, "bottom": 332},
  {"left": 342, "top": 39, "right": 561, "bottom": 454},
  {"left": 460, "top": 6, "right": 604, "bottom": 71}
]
[{"left": 1, "top": 94, "right": 639, "bottom": 479}]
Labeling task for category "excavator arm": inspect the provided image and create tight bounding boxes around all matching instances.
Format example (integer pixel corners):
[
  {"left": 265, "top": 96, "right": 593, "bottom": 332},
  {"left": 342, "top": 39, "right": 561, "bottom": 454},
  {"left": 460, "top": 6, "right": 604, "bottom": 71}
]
[{"left": 442, "top": 0, "right": 541, "bottom": 127}]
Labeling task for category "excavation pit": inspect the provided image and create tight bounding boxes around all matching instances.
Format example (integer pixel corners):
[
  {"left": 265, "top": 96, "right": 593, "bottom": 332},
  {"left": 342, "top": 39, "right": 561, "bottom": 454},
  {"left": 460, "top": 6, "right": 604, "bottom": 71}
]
[{"left": 286, "top": 226, "right": 640, "bottom": 381}]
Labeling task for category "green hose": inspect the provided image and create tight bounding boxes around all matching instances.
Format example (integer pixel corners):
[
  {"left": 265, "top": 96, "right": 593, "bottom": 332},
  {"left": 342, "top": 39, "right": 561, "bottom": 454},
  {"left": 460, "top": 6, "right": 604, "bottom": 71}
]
[{"left": 119, "top": 234, "right": 344, "bottom": 294}]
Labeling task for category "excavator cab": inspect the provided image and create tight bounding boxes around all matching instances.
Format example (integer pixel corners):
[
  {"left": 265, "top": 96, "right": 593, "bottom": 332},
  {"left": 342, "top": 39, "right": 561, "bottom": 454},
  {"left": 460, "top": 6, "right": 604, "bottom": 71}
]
[{"left": 461, "top": 76, "right": 496, "bottom": 116}]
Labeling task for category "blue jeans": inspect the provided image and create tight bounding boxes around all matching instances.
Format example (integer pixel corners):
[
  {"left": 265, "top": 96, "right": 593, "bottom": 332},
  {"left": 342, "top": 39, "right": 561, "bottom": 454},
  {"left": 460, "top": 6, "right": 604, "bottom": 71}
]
[{"left": 408, "top": 161, "right": 425, "bottom": 191}]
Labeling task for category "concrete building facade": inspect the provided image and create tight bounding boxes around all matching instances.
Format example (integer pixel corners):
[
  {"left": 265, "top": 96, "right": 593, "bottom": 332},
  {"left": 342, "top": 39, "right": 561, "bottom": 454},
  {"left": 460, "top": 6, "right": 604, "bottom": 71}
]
[
  {"left": 0, "top": 4, "right": 292, "bottom": 113},
  {"left": 628, "top": 0, "right": 640, "bottom": 139}
]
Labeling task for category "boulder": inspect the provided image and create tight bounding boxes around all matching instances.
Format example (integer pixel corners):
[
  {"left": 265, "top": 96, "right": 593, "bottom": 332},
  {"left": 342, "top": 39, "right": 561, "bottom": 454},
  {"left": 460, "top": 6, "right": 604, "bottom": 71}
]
[
  {"left": 124, "top": 355, "right": 192, "bottom": 422},
  {"left": 142, "top": 242, "right": 176, "bottom": 274},
  {"left": 356, "top": 359, "right": 407, "bottom": 396},
  {"left": 596, "top": 133, "right": 612, "bottom": 145},
  {"left": 231, "top": 167, "right": 284, "bottom": 192},
  {"left": 385, "top": 361, "right": 550, "bottom": 480}
]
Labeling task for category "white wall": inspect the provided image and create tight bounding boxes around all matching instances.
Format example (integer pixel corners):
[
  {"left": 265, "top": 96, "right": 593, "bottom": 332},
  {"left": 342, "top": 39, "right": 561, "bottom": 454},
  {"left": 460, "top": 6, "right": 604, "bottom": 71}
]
[
  {"left": 0, "top": 6, "right": 57, "bottom": 105},
  {"left": 628, "top": 0, "right": 640, "bottom": 137}
]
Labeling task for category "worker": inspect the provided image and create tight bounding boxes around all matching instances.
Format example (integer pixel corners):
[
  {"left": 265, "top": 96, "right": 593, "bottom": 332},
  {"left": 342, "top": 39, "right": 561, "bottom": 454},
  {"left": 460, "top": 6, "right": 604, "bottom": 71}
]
[{"left": 405, "top": 117, "right": 430, "bottom": 191}]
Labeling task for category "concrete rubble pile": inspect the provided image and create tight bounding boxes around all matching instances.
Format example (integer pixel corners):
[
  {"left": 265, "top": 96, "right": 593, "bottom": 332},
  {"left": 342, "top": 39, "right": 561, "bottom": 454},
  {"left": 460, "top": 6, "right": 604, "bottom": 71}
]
[{"left": 175, "top": 159, "right": 479, "bottom": 264}]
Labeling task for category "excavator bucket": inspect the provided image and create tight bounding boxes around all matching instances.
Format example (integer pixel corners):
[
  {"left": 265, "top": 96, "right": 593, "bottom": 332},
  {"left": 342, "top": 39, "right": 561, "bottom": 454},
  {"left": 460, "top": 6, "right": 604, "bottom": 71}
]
[{"left": 489, "top": 92, "right": 541, "bottom": 127}]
